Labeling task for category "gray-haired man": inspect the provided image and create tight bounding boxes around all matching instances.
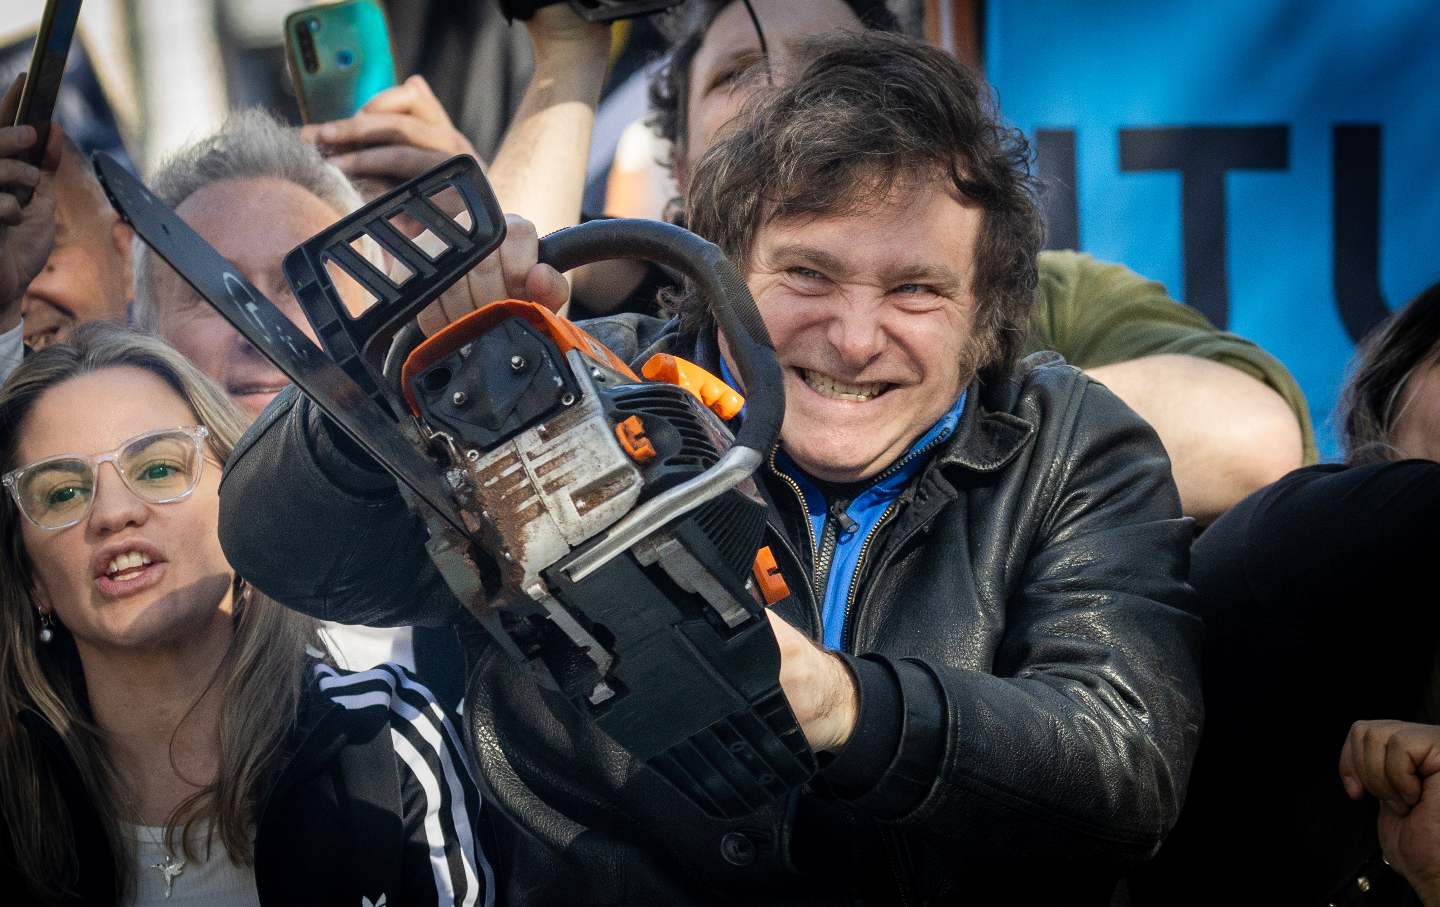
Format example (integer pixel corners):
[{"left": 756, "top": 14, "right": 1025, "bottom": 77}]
[{"left": 130, "top": 109, "right": 373, "bottom": 420}]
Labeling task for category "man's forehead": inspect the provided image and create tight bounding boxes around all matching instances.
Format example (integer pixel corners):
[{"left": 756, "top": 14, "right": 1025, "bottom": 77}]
[
  {"left": 695, "top": 0, "right": 863, "bottom": 72},
  {"left": 175, "top": 177, "right": 340, "bottom": 263},
  {"left": 752, "top": 186, "right": 981, "bottom": 284}
]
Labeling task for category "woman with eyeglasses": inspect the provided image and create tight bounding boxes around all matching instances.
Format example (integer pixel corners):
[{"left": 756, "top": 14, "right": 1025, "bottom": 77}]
[{"left": 0, "top": 323, "right": 489, "bottom": 906}]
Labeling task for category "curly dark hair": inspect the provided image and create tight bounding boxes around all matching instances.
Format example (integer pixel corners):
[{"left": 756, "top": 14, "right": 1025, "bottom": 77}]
[
  {"left": 1338, "top": 280, "right": 1440, "bottom": 464},
  {"left": 680, "top": 30, "right": 1045, "bottom": 383},
  {"left": 647, "top": 0, "right": 899, "bottom": 173}
]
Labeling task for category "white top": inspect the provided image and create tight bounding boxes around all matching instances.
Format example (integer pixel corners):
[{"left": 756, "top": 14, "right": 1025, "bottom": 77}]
[
  {"left": 125, "top": 822, "right": 259, "bottom": 906},
  {"left": 320, "top": 621, "right": 415, "bottom": 673}
]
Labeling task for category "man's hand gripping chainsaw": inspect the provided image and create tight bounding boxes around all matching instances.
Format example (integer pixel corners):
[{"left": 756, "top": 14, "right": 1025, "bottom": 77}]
[{"left": 95, "top": 153, "right": 815, "bottom": 819}]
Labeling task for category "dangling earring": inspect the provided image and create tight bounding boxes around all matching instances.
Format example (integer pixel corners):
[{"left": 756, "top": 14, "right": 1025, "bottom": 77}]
[{"left": 37, "top": 611, "right": 55, "bottom": 645}]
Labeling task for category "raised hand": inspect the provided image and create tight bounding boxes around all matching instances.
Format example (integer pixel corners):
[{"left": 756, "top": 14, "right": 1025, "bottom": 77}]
[
  {"left": 302, "top": 74, "right": 479, "bottom": 196},
  {"left": 417, "top": 214, "right": 568, "bottom": 336},
  {"left": 1341, "top": 720, "right": 1440, "bottom": 903},
  {"left": 0, "top": 73, "right": 61, "bottom": 332}
]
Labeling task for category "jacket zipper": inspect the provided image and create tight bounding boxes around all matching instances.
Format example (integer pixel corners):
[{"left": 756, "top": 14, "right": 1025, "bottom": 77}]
[
  {"left": 766, "top": 447, "right": 824, "bottom": 636},
  {"left": 838, "top": 427, "right": 952, "bottom": 652},
  {"left": 811, "top": 498, "right": 853, "bottom": 602},
  {"left": 839, "top": 499, "right": 900, "bottom": 652}
]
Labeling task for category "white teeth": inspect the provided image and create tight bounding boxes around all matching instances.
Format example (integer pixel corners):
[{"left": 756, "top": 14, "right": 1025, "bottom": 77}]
[
  {"left": 801, "top": 369, "right": 889, "bottom": 401},
  {"left": 105, "top": 551, "right": 152, "bottom": 577}
]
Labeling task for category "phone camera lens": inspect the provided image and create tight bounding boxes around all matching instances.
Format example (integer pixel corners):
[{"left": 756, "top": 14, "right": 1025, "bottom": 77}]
[
  {"left": 306, "top": 17, "right": 322, "bottom": 32},
  {"left": 336, "top": 49, "right": 355, "bottom": 68}
]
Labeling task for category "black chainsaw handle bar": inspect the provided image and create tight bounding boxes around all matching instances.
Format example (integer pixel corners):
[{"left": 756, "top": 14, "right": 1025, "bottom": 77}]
[{"left": 538, "top": 219, "right": 784, "bottom": 457}]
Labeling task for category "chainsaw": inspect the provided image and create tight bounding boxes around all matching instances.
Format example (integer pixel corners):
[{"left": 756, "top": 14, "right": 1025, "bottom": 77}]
[{"left": 95, "top": 153, "right": 816, "bottom": 819}]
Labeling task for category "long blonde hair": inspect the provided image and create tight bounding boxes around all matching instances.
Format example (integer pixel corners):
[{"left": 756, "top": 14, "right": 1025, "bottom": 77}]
[{"left": 0, "top": 323, "right": 326, "bottom": 901}]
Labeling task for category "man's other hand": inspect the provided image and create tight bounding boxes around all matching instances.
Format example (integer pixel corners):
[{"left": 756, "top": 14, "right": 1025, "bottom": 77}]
[
  {"left": 417, "top": 213, "right": 568, "bottom": 335},
  {"left": 303, "top": 74, "right": 480, "bottom": 196},
  {"left": 1340, "top": 720, "right": 1440, "bottom": 903},
  {"left": 766, "top": 609, "right": 859, "bottom": 753},
  {"left": 0, "top": 74, "right": 60, "bottom": 334}
]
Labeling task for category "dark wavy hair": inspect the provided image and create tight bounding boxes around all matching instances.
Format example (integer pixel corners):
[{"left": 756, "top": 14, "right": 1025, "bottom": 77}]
[
  {"left": 647, "top": 0, "right": 899, "bottom": 173},
  {"left": 1338, "top": 280, "right": 1440, "bottom": 464},
  {"left": 679, "top": 30, "right": 1044, "bottom": 382}
]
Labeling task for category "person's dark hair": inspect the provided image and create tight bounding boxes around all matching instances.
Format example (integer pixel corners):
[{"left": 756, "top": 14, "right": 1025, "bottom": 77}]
[
  {"left": 679, "top": 30, "right": 1044, "bottom": 382},
  {"left": 647, "top": 0, "right": 899, "bottom": 172},
  {"left": 1338, "top": 280, "right": 1440, "bottom": 464}
]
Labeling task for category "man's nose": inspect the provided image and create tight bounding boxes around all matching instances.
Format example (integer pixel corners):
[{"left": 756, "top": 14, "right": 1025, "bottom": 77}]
[
  {"left": 825, "top": 299, "right": 886, "bottom": 370},
  {"left": 87, "top": 463, "right": 149, "bottom": 536}
]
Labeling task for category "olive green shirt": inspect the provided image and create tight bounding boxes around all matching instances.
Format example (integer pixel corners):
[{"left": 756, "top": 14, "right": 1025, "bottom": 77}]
[{"left": 1026, "top": 251, "right": 1316, "bottom": 463}]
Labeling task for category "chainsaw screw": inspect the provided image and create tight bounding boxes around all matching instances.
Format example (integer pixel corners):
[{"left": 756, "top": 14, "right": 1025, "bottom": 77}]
[
  {"left": 452, "top": 391, "right": 468, "bottom": 406},
  {"left": 561, "top": 393, "right": 576, "bottom": 406},
  {"left": 466, "top": 449, "right": 481, "bottom": 462},
  {"left": 510, "top": 355, "right": 526, "bottom": 371}
]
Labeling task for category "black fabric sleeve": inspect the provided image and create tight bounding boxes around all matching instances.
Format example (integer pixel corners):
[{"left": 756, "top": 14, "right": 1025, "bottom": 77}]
[
  {"left": 218, "top": 386, "right": 460, "bottom": 627},
  {"left": 822, "top": 654, "right": 906, "bottom": 795},
  {"left": 1192, "top": 460, "right": 1440, "bottom": 630}
]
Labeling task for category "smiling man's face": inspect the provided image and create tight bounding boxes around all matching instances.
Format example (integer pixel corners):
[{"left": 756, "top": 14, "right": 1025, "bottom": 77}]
[
  {"left": 729, "top": 178, "right": 985, "bottom": 483},
  {"left": 146, "top": 177, "right": 349, "bottom": 422}
]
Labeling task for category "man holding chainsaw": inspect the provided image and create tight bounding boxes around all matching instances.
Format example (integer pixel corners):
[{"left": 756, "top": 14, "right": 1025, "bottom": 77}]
[{"left": 221, "top": 30, "right": 1201, "bottom": 903}]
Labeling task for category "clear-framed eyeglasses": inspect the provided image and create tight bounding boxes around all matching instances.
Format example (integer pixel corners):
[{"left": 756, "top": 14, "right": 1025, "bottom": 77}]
[{"left": 2, "top": 426, "right": 211, "bottom": 531}]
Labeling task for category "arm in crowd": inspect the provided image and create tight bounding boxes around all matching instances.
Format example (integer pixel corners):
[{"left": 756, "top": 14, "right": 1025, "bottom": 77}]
[
  {"left": 1030, "top": 250, "right": 1311, "bottom": 523},
  {"left": 790, "top": 377, "right": 1202, "bottom": 869},
  {"left": 484, "top": 7, "right": 612, "bottom": 238}
]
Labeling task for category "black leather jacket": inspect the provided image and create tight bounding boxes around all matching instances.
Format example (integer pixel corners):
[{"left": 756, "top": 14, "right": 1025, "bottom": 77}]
[{"left": 220, "top": 315, "right": 1203, "bottom": 905}]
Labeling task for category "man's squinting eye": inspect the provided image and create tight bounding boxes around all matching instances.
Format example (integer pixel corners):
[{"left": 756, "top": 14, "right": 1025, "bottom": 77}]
[
  {"left": 705, "top": 66, "right": 743, "bottom": 94},
  {"left": 703, "top": 54, "right": 767, "bottom": 96},
  {"left": 788, "top": 267, "right": 826, "bottom": 282}
]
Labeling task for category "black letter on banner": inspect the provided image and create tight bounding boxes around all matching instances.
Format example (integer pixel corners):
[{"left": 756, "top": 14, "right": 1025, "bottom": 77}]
[
  {"left": 1036, "top": 129, "right": 1080, "bottom": 250},
  {"left": 1333, "top": 125, "right": 1390, "bottom": 342},
  {"left": 1119, "top": 126, "right": 1289, "bottom": 328}
]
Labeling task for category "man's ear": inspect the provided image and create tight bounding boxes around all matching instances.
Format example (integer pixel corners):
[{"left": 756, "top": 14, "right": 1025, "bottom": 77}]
[
  {"left": 109, "top": 217, "right": 135, "bottom": 295},
  {"left": 111, "top": 218, "right": 136, "bottom": 302}
]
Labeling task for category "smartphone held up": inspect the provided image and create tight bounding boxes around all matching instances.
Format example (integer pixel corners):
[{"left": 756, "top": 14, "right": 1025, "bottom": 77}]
[{"left": 285, "top": 0, "right": 397, "bottom": 124}]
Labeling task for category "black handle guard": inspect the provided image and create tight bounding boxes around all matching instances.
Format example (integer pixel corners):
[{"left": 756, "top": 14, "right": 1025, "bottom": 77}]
[{"left": 283, "top": 155, "right": 507, "bottom": 416}]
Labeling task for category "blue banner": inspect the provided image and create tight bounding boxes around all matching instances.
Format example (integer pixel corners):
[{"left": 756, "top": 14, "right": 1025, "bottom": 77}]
[{"left": 986, "top": 2, "right": 1440, "bottom": 457}]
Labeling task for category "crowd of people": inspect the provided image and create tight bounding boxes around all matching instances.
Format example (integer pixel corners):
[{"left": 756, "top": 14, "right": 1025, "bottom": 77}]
[{"left": 0, "top": 1, "right": 1435, "bottom": 904}]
